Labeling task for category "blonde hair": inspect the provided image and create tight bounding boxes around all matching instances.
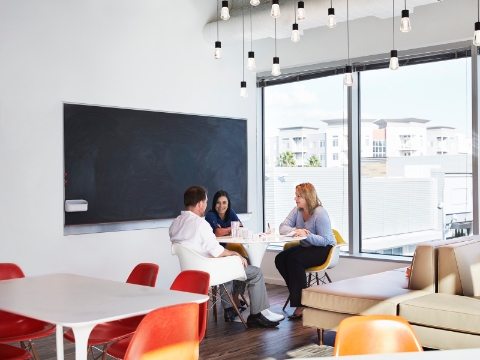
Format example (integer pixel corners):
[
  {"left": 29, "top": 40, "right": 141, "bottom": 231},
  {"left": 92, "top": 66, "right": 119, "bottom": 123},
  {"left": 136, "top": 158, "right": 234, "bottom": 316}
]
[{"left": 296, "top": 183, "right": 322, "bottom": 214}]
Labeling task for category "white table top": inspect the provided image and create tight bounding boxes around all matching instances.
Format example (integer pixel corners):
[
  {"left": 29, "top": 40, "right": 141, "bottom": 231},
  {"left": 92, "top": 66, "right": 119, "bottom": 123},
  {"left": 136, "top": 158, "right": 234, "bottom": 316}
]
[
  {"left": 218, "top": 234, "right": 306, "bottom": 244},
  {"left": 0, "top": 273, "right": 209, "bottom": 327}
]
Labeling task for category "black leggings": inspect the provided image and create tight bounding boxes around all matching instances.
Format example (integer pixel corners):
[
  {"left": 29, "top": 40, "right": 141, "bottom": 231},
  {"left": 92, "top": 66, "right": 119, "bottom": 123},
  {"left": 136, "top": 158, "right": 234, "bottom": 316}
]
[{"left": 275, "top": 244, "right": 332, "bottom": 307}]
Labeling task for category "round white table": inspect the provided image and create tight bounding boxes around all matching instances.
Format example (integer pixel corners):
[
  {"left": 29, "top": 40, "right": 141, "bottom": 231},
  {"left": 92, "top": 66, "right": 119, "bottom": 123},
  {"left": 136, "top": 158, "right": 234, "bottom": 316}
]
[{"left": 217, "top": 234, "right": 306, "bottom": 322}]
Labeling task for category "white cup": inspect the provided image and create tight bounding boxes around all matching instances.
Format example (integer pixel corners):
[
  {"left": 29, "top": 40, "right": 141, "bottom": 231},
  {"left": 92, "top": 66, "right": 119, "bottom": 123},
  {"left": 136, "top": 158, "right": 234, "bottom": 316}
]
[
  {"left": 267, "top": 224, "right": 276, "bottom": 235},
  {"left": 242, "top": 228, "right": 249, "bottom": 239},
  {"left": 248, "top": 229, "right": 253, "bottom": 239},
  {"left": 231, "top": 221, "right": 241, "bottom": 237}
]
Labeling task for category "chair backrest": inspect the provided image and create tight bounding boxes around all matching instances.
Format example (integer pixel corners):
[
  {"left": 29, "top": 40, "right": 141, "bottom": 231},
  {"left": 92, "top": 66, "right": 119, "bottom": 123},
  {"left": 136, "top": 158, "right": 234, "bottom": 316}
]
[
  {"left": 333, "top": 315, "right": 423, "bottom": 356},
  {"left": 126, "top": 263, "right": 159, "bottom": 287},
  {"left": 0, "top": 343, "right": 32, "bottom": 360},
  {"left": 0, "top": 263, "right": 25, "bottom": 281},
  {"left": 171, "top": 243, "right": 246, "bottom": 286},
  {"left": 123, "top": 303, "right": 199, "bottom": 360},
  {"left": 170, "top": 270, "right": 210, "bottom": 342},
  {"left": 283, "top": 241, "right": 340, "bottom": 271},
  {"left": 332, "top": 229, "right": 346, "bottom": 245}
]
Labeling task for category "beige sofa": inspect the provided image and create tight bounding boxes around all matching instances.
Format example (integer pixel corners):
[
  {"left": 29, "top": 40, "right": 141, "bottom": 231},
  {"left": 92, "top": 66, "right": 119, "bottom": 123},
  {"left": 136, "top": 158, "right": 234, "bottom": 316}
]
[{"left": 302, "top": 236, "right": 480, "bottom": 350}]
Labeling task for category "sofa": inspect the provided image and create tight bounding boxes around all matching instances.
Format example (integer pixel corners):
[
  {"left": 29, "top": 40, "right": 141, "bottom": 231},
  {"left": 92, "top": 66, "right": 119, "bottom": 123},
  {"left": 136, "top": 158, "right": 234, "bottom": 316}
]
[{"left": 301, "top": 235, "right": 480, "bottom": 350}]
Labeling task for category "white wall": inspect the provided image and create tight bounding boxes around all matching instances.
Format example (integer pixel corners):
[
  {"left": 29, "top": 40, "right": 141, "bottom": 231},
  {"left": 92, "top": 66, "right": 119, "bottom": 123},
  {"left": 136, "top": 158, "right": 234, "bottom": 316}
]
[{"left": 0, "top": 0, "right": 257, "bottom": 288}]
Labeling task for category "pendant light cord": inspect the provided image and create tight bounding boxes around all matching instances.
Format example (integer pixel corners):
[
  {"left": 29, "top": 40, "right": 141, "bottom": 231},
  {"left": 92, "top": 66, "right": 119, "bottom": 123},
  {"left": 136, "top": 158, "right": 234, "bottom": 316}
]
[
  {"left": 243, "top": 0, "right": 245, "bottom": 80},
  {"left": 393, "top": 0, "right": 395, "bottom": 49},
  {"left": 217, "top": 0, "right": 219, "bottom": 41},
  {"left": 347, "top": 0, "right": 350, "bottom": 65},
  {"left": 404, "top": 0, "right": 406, "bottom": 10},
  {"left": 294, "top": 1, "right": 297, "bottom": 24},
  {"left": 275, "top": 18, "right": 277, "bottom": 57},
  {"left": 250, "top": 3, "right": 253, "bottom": 51}
]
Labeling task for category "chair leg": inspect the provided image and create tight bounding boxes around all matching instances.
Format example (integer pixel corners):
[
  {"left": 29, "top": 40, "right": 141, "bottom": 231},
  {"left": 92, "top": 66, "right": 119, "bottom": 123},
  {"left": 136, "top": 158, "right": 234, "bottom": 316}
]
[
  {"left": 212, "top": 286, "right": 218, "bottom": 323},
  {"left": 240, "top": 293, "right": 249, "bottom": 307},
  {"left": 325, "top": 271, "right": 332, "bottom": 283},
  {"left": 223, "top": 285, "right": 248, "bottom": 329},
  {"left": 317, "top": 328, "right": 324, "bottom": 346},
  {"left": 316, "top": 273, "right": 320, "bottom": 285},
  {"left": 29, "top": 342, "right": 40, "bottom": 360},
  {"left": 101, "top": 343, "right": 108, "bottom": 360},
  {"left": 282, "top": 295, "right": 290, "bottom": 311},
  {"left": 205, "top": 306, "right": 209, "bottom": 338},
  {"left": 307, "top": 273, "right": 313, "bottom": 287}
]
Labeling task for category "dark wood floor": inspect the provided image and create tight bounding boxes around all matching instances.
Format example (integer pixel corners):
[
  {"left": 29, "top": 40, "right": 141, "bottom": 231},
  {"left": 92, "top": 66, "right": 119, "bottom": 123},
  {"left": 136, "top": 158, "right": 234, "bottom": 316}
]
[{"left": 20, "top": 284, "right": 336, "bottom": 360}]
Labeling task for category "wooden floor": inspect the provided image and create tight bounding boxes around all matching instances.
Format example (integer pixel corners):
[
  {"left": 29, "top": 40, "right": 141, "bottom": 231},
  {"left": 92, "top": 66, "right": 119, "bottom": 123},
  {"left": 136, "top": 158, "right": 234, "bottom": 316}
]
[{"left": 22, "top": 284, "right": 336, "bottom": 360}]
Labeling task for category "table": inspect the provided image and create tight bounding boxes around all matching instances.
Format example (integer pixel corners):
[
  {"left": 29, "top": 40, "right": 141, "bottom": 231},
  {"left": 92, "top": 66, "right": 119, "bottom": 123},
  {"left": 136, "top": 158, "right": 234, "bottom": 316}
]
[
  {"left": 0, "top": 274, "right": 208, "bottom": 360},
  {"left": 219, "top": 234, "right": 306, "bottom": 321}
]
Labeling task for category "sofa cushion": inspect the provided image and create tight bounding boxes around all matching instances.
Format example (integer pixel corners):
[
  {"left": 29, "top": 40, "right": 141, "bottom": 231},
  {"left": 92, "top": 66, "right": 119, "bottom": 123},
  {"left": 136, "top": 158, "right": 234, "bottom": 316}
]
[
  {"left": 302, "top": 270, "right": 429, "bottom": 315},
  {"left": 438, "top": 240, "right": 480, "bottom": 296},
  {"left": 399, "top": 293, "right": 480, "bottom": 335}
]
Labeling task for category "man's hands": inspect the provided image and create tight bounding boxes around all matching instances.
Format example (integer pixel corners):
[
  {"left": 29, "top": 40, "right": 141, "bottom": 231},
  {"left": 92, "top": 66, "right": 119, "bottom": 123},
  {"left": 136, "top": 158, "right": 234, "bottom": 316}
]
[{"left": 219, "top": 248, "right": 248, "bottom": 267}]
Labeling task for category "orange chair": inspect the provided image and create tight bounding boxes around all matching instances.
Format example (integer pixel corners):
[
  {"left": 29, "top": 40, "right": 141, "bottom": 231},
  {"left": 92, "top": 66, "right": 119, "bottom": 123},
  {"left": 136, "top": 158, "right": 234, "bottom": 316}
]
[
  {"left": 106, "top": 270, "right": 210, "bottom": 359},
  {"left": 124, "top": 303, "right": 199, "bottom": 360},
  {"left": 333, "top": 315, "right": 423, "bottom": 356},
  {"left": 63, "top": 263, "right": 159, "bottom": 358},
  {"left": 0, "top": 344, "right": 32, "bottom": 360},
  {"left": 0, "top": 264, "right": 56, "bottom": 360}
]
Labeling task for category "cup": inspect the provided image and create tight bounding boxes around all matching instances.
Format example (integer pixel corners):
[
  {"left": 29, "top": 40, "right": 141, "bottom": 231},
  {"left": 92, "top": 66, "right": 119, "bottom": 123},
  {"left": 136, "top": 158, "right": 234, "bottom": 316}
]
[
  {"left": 231, "top": 221, "right": 241, "bottom": 237},
  {"left": 248, "top": 229, "right": 253, "bottom": 240},
  {"left": 266, "top": 224, "right": 276, "bottom": 235},
  {"left": 242, "top": 228, "right": 249, "bottom": 239}
]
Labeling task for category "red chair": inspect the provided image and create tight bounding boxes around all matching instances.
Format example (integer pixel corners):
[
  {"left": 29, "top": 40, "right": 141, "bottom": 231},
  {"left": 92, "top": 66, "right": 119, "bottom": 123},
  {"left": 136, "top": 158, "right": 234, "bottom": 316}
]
[
  {"left": 106, "top": 270, "right": 210, "bottom": 360},
  {"left": 0, "top": 344, "right": 32, "bottom": 360},
  {"left": 63, "top": 263, "right": 159, "bottom": 358},
  {"left": 0, "top": 264, "right": 56, "bottom": 360},
  {"left": 125, "top": 303, "right": 199, "bottom": 360}
]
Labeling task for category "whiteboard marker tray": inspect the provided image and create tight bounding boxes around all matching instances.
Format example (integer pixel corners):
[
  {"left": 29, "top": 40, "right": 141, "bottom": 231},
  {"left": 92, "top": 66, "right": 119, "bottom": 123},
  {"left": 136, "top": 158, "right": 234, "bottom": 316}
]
[{"left": 65, "top": 200, "right": 88, "bottom": 212}]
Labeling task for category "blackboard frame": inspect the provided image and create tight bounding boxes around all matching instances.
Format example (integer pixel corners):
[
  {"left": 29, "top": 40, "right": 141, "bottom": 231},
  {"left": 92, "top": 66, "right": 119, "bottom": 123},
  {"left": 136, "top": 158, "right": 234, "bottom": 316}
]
[{"left": 63, "top": 103, "right": 249, "bottom": 235}]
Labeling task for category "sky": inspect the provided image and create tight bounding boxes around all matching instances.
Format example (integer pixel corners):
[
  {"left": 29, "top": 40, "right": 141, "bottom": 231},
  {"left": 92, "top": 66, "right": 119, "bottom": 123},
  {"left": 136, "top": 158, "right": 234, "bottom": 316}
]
[{"left": 265, "top": 57, "right": 472, "bottom": 137}]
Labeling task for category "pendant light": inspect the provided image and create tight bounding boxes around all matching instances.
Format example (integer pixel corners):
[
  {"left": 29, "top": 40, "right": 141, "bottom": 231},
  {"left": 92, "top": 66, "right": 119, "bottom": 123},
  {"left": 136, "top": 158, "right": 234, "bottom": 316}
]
[
  {"left": 344, "top": 0, "right": 353, "bottom": 86},
  {"left": 297, "top": 1, "right": 305, "bottom": 21},
  {"left": 474, "top": 0, "right": 480, "bottom": 46},
  {"left": 291, "top": 3, "right": 300, "bottom": 42},
  {"left": 272, "top": 18, "right": 281, "bottom": 76},
  {"left": 250, "top": 0, "right": 260, "bottom": 5},
  {"left": 240, "top": 1, "right": 248, "bottom": 98},
  {"left": 400, "top": 0, "right": 411, "bottom": 32},
  {"left": 247, "top": 4, "right": 256, "bottom": 70},
  {"left": 390, "top": 0, "right": 399, "bottom": 70},
  {"left": 327, "top": 0, "right": 336, "bottom": 28},
  {"left": 221, "top": 1, "right": 230, "bottom": 20},
  {"left": 271, "top": 0, "right": 281, "bottom": 19},
  {"left": 215, "top": 0, "right": 222, "bottom": 59}
]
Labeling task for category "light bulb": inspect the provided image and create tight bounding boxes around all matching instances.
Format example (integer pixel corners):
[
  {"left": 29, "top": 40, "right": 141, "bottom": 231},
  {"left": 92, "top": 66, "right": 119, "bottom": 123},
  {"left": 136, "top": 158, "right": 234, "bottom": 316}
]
[
  {"left": 240, "top": 81, "right": 248, "bottom": 98},
  {"left": 247, "top": 51, "right": 256, "bottom": 70},
  {"left": 343, "top": 65, "right": 353, "bottom": 87},
  {"left": 215, "top": 41, "right": 222, "bottom": 59},
  {"left": 389, "top": 50, "right": 399, "bottom": 70},
  {"left": 474, "top": 22, "right": 480, "bottom": 46},
  {"left": 272, "top": 57, "right": 281, "bottom": 76},
  {"left": 297, "top": 1, "right": 305, "bottom": 21},
  {"left": 291, "top": 23, "right": 300, "bottom": 42},
  {"left": 271, "top": 0, "right": 281, "bottom": 18},
  {"left": 221, "top": 1, "right": 230, "bottom": 20},
  {"left": 327, "top": 8, "right": 336, "bottom": 28},
  {"left": 250, "top": 0, "right": 260, "bottom": 5},
  {"left": 400, "top": 9, "right": 411, "bottom": 32}
]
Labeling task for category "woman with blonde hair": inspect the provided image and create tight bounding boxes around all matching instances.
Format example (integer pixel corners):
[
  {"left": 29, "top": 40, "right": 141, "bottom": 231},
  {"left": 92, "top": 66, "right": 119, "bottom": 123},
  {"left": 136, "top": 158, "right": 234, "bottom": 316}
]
[{"left": 275, "top": 183, "right": 336, "bottom": 319}]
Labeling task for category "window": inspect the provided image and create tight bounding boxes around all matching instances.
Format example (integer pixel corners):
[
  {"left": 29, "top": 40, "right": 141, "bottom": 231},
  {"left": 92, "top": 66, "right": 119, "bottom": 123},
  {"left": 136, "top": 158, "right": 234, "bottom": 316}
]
[
  {"left": 333, "top": 136, "right": 339, "bottom": 147},
  {"left": 333, "top": 153, "right": 339, "bottom": 160},
  {"left": 365, "top": 136, "right": 370, "bottom": 146},
  {"left": 361, "top": 56, "right": 472, "bottom": 256},
  {"left": 264, "top": 76, "right": 349, "bottom": 249}
]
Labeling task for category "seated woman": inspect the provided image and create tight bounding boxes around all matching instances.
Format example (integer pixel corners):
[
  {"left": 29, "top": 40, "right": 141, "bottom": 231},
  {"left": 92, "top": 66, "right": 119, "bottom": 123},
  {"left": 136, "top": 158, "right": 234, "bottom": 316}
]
[
  {"left": 205, "top": 190, "right": 247, "bottom": 314},
  {"left": 275, "top": 183, "right": 336, "bottom": 319}
]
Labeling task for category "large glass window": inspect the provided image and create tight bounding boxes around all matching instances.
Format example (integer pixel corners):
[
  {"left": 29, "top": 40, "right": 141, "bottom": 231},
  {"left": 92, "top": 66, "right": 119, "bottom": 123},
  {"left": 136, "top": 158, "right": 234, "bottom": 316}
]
[
  {"left": 264, "top": 76, "right": 349, "bottom": 250},
  {"left": 360, "top": 57, "right": 472, "bottom": 256}
]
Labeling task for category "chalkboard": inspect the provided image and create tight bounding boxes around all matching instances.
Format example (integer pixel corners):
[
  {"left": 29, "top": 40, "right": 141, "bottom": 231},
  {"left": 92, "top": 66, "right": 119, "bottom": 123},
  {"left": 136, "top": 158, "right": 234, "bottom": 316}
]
[{"left": 64, "top": 104, "right": 247, "bottom": 226}]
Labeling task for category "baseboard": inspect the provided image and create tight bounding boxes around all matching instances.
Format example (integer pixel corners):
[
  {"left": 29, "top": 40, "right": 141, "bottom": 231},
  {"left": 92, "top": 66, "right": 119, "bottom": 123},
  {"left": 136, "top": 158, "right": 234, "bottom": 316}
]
[{"left": 265, "top": 277, "right": 286, "bottom": 286}]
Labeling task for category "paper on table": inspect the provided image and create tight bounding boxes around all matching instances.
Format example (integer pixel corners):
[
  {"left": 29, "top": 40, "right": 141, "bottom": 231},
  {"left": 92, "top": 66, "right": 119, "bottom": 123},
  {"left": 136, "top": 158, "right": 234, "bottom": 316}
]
[{"left": 285, "top": 231, "right": 296, "bottom": 237}]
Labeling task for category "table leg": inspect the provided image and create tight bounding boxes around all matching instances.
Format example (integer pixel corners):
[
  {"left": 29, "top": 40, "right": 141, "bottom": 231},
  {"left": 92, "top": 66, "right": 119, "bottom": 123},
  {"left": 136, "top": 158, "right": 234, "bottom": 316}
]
[
  {"left": 71, "top": 324, "right": 95, "bottom": 360},
  {"left": 56, "top": 325, "right": 64, "bottom": 360},
  {"left": 241, "top": 243, "right": 269, "bottom": 268}
]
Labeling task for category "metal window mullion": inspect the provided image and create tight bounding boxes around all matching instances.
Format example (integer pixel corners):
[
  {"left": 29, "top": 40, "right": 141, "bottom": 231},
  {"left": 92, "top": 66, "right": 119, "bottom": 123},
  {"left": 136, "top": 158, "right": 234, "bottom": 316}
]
[
  {"left": 259, "top": 86, "right": 266, "bottom": 232},
  {"left": 472, "top": 44, "right": 480, "bottom": 235},
  {"left": 348, "top": 72, "right": 361, "bottom": 254}
]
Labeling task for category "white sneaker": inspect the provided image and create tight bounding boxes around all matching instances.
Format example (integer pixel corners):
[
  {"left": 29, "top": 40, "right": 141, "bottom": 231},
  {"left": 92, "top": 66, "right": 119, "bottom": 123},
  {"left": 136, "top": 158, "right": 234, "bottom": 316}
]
[{"left": 261, "top": 309, "right": 285, "bottom": 321}]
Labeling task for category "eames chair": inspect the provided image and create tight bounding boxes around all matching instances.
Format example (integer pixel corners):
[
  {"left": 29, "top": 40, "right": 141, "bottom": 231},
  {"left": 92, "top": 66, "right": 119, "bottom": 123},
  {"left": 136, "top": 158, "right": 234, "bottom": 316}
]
[
  {"left": 122, "top": 303, "right": 199, "bottom": 360},
  {"left": 333, "top": 315, "right": 423, "bottom": 356},
  {"left": 63, "top": 263, "right": 159, "bottom": 359},
  {"left": 105, "top": 270, "right": 210, "bottom": 359},
  {"left": 171, "top": 243, "right": 249, "bottom": 328},
  {"left": 0, "top": 344, "right": 32, "bottom": 360},
  {"left": 282, "top": 229, "right": 345, "bottom": 310},
  {"left": 0, "top": 263, "right": 56, "bottom": 360}
]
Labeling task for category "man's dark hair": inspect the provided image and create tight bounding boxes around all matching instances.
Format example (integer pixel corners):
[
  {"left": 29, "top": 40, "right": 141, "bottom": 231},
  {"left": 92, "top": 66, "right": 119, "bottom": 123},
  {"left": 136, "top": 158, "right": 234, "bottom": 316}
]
[{"left": 184, "top": 186, "right": 208, "bottom": 207}]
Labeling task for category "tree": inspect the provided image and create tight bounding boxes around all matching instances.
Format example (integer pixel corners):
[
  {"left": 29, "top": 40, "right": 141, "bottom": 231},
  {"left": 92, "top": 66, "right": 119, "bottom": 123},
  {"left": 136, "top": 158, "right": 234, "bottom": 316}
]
[
  {"left": 306, "top": 155, "right": 322, "bottom": 167},
  {"left": 276, "top": 151, "right": 297, "bottom": 167}
]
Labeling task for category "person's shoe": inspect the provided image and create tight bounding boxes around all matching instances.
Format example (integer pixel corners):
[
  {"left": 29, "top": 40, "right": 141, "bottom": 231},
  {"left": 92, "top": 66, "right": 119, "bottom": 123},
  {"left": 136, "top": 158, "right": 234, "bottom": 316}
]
[
  {"left": 287, "top": 313, "right": 303, "bottom": 320},
  {"left": 247, "top": 313, "right": 280, "bottom": 328},
  {"left": 224, "top": 307, "right": 239, "bottom": 322}
]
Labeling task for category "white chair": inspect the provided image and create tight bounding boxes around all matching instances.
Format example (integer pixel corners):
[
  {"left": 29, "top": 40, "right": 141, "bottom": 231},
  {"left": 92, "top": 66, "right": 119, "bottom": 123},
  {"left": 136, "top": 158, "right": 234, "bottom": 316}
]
[{"left": 171, "top": 243, "right": 248, "bottom": 328}]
